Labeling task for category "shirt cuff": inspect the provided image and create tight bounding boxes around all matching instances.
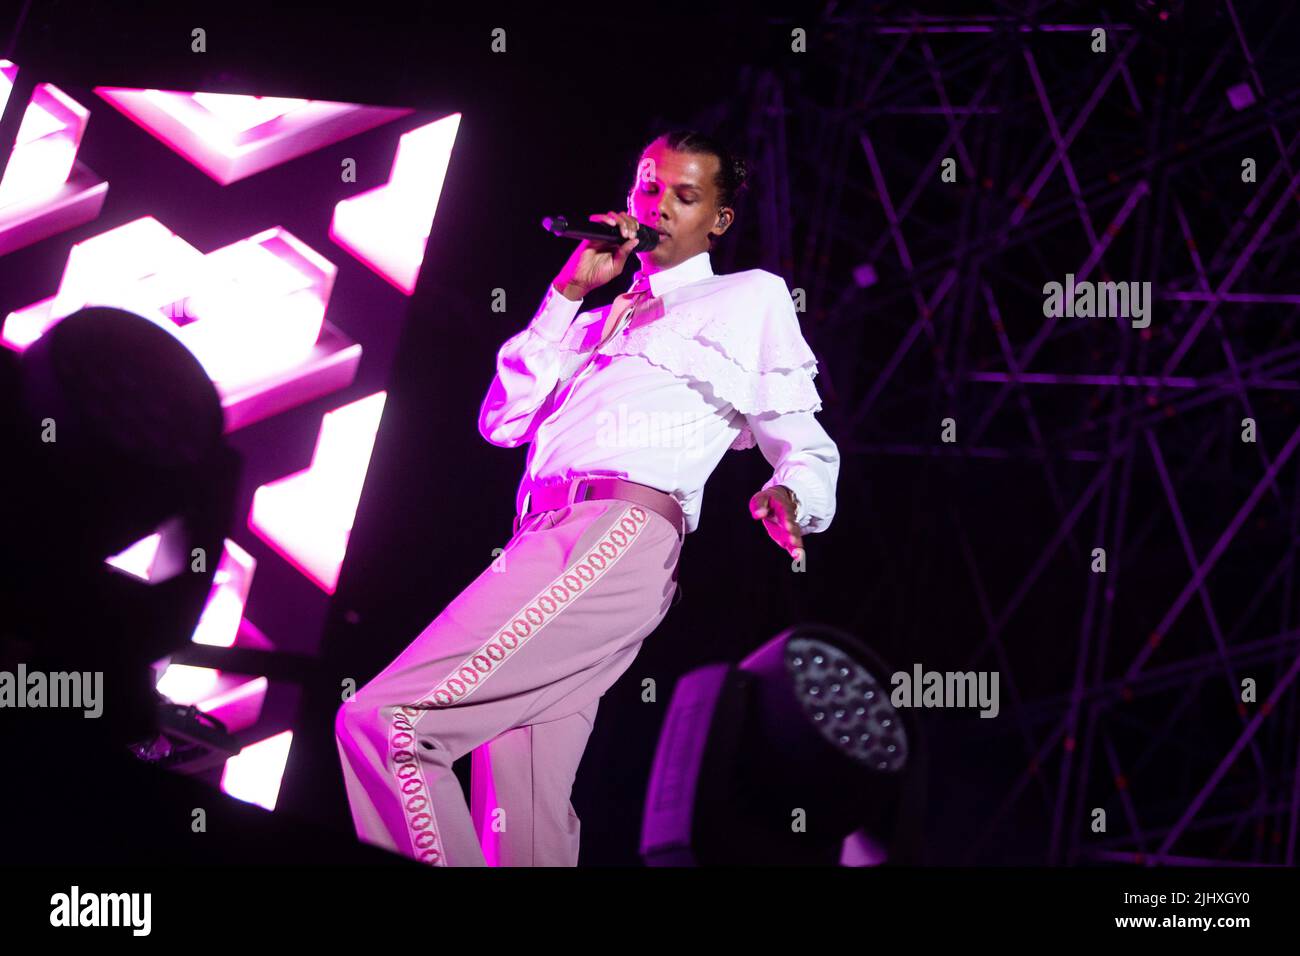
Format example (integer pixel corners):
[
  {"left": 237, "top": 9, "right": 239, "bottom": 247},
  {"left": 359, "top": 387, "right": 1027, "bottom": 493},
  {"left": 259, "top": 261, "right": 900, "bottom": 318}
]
[
  {"left": 529, "top": 283, "right": 585, "bottom": 343},
  {"left": 762, "top": 474, "right": 812, "bottom": 529}
]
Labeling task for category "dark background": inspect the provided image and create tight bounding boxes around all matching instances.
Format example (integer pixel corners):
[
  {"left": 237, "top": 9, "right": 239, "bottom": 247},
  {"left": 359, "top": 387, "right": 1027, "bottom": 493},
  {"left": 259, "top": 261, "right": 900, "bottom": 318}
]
[{"left": 4, "top": 0, "right": 1298, "bottom": 867}]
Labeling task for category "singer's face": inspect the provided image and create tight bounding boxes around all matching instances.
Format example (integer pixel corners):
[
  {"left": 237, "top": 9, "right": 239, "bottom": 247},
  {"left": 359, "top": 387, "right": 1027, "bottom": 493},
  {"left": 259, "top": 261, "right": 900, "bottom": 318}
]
[{"left": 627, "top": 139, "right": 733, "bottom": 271}]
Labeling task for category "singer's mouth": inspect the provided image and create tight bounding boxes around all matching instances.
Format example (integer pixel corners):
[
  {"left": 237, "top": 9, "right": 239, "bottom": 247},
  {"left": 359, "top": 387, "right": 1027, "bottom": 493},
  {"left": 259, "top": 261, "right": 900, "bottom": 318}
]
[{"left": 655, "top": 230, "right": 670, "bottom": 238}]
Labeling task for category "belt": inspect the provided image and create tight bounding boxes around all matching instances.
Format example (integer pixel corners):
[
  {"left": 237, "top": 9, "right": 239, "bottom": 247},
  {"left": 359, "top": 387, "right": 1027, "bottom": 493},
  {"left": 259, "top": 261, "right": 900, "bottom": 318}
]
[{"left": 513, "top": 476, "right": 685, "bottom": 541}]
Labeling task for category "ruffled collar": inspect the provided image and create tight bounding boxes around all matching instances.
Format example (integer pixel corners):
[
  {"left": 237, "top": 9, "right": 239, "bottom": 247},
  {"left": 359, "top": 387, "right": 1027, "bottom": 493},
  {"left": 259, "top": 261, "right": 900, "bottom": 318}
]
[{"left": 556, "top": 269, "right": 823, "bottom": 451}]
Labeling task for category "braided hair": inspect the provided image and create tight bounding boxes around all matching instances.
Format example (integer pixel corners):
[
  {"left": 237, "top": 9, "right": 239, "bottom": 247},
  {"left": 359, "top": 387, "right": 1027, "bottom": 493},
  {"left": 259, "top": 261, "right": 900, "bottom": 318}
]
[{"left": 632, "top": 129, "right": 750, "bottom": 237}]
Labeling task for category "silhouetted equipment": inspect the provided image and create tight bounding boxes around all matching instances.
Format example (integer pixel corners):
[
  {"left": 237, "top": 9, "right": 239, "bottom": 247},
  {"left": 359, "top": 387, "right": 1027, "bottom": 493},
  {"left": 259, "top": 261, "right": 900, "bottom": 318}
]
[
  {"left": 0, "top": 306, "right": 241, "bottom": 748},
  {"left": 129, "top": 702, "right": 242, "bottom": 773},
  {"left": 0, "top": 307, "right": 408, "bottom": 864}
]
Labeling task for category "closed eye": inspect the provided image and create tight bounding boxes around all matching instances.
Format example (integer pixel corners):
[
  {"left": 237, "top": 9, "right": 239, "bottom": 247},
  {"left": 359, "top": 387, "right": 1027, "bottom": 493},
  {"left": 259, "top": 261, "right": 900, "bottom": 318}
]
[{"left": 642, "top": 184, "right": 697, "bottom": 204}]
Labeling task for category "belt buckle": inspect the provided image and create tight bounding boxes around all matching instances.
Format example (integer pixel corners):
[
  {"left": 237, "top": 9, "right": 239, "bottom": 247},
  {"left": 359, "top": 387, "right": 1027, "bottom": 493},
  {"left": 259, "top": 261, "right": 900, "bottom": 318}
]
[{"left": 566, "top": 478, "right": 586, "bottom": 506}]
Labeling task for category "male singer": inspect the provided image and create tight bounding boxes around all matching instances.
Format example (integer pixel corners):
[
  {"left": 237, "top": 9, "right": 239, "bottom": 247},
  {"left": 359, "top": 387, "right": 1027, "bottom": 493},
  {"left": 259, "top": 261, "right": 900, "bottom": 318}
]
[{"left": 335, "top": 129, "right": 840, "bottom": 866}]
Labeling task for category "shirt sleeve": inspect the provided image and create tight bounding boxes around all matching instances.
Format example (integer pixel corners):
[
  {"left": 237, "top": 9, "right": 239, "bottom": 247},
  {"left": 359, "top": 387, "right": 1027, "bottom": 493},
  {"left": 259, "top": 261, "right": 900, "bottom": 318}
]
[
  {"left": 747, "top": 408, "right": 840, "bottom": 533},
  {"left": 478, "top": 283, "right": 585, "bottom": 448}
]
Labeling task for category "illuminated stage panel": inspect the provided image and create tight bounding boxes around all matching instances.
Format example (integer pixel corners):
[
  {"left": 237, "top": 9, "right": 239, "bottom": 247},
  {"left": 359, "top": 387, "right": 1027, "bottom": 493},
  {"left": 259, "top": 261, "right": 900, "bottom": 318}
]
[
  {"left": 222, "top": 729, "right": 293, "bottom": 810},
  {"left": 0, "top": 60, "right": 16, "bottom": 115},
  {"left": 103, "top": 515, "right": 189, "bottom": 584},
  {"left": 248, "top": 391, "right": 387, "bottom": 594},
  {"left": 0, "top": 162, "right": 108, "bottom": 258},
  {"left": 192, "top": 676, "right": 269, "bottom": 735},
  {"left": 232, "top": 616, "right": 274, "bottom": 651},
  {"left": 94, "top": 88, "right": 413, "bottom": 185},
  {"left": 110, "top": 535, "right": 261, "bottom": 647},
  {"left": 0, "top": 75, "right": 107, "bottom": 257},
  {"left": 218, "top": 321, "right": 361, "bottom": 433},
  {"left": 155, "top": 665, "right": 269, "bottom": 735},
  {"left": 155, "top": 663, "right": 221, "bottom": 704},
  {"left": 330, "top": 112, "right": 460, "bottom": 294},
  {"left": 105, "top": 533, "right": 163, "bottom": 581},
  {"left": 179, "top": 226, "right": 338, "bottom": 390},
  {"left": 0, "top": 82, "right": 90, "bottom": 207},
  {"left": 191, "top": 539, "right": 257, "bottom": 648},
  {"left": 1, "top": 216, "right": 362, "bottom": 433}
]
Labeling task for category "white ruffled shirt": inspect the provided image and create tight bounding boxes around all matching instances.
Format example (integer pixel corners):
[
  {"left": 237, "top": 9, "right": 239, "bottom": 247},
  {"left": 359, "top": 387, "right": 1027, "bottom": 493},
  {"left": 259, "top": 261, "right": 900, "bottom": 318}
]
[{"left": 478, "top": 250, "right": 840, "bottom": 535}]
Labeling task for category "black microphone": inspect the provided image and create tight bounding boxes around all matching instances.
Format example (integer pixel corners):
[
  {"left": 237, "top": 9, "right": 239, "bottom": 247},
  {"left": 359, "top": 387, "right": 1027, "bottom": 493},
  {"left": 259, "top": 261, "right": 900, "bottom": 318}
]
[{"left": 541, "top": 215, "right": 660, "bottom": 252}]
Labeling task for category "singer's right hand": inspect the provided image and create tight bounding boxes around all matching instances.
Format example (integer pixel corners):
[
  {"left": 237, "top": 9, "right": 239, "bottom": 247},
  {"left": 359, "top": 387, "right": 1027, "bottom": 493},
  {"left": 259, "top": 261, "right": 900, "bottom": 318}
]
[{"left": 552, "top": 211, "right": 641, "bottom": 301}]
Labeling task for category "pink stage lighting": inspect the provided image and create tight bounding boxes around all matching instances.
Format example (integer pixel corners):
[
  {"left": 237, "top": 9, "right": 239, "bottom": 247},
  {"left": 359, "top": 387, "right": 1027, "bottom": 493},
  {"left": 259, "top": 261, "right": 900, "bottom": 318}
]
[
  {"left": 111, "top": 534, "right": 261, "bottom": 647},
  {"left": 0, "top": 81, "right": 90, "bottom": 208},
  {"left": 190, "top": 675, "right": 269, "bottom": 735},
  {"left": 221, "top": 730, "right": 294, "bottom": 811},
  {"left": 104, "top": 533, "right": 163, "bottom": 581},
  {"left": 154, "top": 665, "right": 269, "bottom": 734},
  {"left": 0, "top": 60, "right": 18, "bottom": 120},
  {"left": 155, "top": 663, "right": 221, "bottom": 704},
  {"left": 330, "top": 112, "right": 460, "bottom": 294},
  {"left": 248, "top": 391, "right": 387, "bottom": 593},
  {"left": 176, "top": 227, "right": 337, "bottom": 389},
  {"left": 191, "top": 539, "right": 257, "bottom": 648},
  {"left": 94, "top": 88, "right": 413, "bottom": 185},
  {"left": 103, "top": 515, "right": 190, "bottom": 584},
  {"left": 0, "top": 66, "right": 107, "bottom": 258},
  {"left": 2, "top": 216, "right": 362, "bottom": 432}
]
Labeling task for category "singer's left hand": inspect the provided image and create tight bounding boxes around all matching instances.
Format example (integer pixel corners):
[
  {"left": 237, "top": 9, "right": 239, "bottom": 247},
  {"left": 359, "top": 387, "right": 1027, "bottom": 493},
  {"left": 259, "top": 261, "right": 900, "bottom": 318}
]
[{"left": 749, "top": 485, "right": 804, "bottom": 559}]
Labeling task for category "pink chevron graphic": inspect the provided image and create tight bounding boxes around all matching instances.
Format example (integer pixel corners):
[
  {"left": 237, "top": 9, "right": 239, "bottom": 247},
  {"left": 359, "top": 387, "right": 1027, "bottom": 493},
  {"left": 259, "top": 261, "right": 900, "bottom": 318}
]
[
  {"left": 107, "top": 534, "right": 266, "bottom": 650},
  {"left": 248, "top": 391, "right": 387, "bottom": 593},
  {"left": 94, "top": 88, "right": 412, "bottom": 185},
  {"left": 330, "top": 112, "right": 460, "bottom": 294},
  {"left": 221, "top": 729, "right": 293, "bottom": 810},
  {"left": 189, "top": 538, "right": 258, "bottom": 648},
  {"left": 103, "top": 516, "right": 190, "bottom": 585},
  {"left": 2, "top": 215, "right": 362, "bottom": 432},
  {"left": 0, "top": 64, "right": 107, "bottom": 257}
]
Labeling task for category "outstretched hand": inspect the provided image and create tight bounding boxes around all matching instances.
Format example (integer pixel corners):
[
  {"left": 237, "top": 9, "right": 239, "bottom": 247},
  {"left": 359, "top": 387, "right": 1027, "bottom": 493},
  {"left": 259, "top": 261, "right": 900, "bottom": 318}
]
[{"left": 749, "top": 485, "right": 804, "bottom": 559}]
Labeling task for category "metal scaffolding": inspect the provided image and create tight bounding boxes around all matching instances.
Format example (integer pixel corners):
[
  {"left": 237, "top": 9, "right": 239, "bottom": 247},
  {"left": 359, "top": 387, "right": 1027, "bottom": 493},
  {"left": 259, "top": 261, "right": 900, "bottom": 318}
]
[{"left": 707, "top": 1, "right": 1300, "bottom": 866}]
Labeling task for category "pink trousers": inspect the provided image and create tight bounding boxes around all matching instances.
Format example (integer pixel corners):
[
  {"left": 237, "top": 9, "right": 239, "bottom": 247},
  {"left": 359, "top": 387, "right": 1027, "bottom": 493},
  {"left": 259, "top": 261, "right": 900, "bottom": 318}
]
[{"left": 335, "top": 498, "right": 682, "bottom": 866}]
